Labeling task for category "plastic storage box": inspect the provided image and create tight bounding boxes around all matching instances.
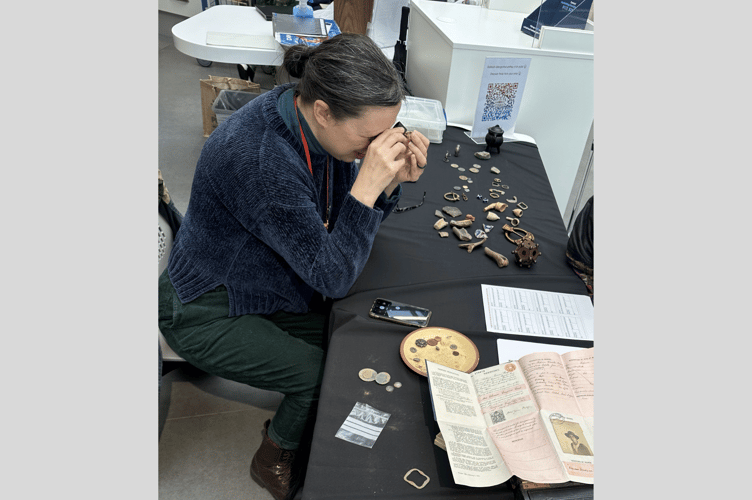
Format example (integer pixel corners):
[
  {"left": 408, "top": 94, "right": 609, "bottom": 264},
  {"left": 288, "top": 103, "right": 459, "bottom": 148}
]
[
  {"left": 396, "top": 96, "right": 447, "bottom": 144},
  {"left": 212, "top": 90, "right": 259, "bottom": 125}
]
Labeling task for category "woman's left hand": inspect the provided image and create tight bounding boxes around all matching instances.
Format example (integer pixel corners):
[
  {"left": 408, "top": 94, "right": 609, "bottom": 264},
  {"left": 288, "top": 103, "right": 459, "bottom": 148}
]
[{"left": 385, "top": 130, "right": 430, "bottom": 194}]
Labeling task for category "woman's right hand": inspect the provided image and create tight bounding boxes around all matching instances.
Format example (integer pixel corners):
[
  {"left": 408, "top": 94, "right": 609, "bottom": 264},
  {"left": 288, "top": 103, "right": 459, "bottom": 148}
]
[{"left": 350, "top": 127, "right": 410, "bottom": 207}]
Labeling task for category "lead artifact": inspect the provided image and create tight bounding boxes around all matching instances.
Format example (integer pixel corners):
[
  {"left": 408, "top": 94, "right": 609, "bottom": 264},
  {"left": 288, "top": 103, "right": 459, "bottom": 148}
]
[
  {"left": 484, "top": 247, "right": 509, "bottom": 268},
  {"left": 449, "top": 219, "right": 473, "bottom": 228},
  {"left": 512, "top": 208, "right": 523, "bottom": 217},
  {"left": 459, "top": 240, "right": 485, "bottom": 253},
  {"left": 486, "top": 212, "right": 500, "bottom": 221},
  {"left": 452, "top": 226, "right": 472, "bottom": 241}
]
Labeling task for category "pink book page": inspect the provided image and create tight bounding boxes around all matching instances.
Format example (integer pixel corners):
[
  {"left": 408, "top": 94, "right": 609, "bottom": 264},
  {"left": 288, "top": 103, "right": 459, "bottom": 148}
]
[
  {"left": 518, "top": 352, "right": 581, "bottom": 416},
  {"left": 487, "top": 413, "right": 568, "bottom": 484},
  {"left": 562, "top": 348, "right": 594, "bottom": 418}
]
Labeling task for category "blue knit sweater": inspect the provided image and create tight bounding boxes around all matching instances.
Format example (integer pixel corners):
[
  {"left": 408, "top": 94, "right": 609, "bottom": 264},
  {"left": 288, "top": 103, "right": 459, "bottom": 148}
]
[{"left": 168, "top": 84, "right": 401, "bottom": 316}]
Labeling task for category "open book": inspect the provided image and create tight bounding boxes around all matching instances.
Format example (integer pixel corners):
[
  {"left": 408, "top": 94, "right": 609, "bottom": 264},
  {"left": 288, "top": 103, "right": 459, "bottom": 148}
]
[{"left": 426, "top": 347, "right": 594, "bottom": 487}]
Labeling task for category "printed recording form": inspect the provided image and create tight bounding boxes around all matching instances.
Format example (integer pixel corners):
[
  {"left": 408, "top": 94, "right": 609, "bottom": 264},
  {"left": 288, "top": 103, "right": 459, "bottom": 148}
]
[{"left": 481, "top": 285, "right": 594, "bottom": 340}]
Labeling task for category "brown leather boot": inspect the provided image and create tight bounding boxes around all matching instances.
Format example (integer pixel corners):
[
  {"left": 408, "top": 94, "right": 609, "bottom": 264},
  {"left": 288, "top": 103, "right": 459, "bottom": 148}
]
[{"left": 250, "top": 420, "right": 299, "bottom": 500}]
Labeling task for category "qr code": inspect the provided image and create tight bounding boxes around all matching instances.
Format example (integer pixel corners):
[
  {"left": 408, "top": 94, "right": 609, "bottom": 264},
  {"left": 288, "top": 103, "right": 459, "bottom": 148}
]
[
  {"left": 481, "top": 83, "right": 518, "bottom": 122},
  {"left": 490, "top": 410, "right": 506, "bottom": 424}
]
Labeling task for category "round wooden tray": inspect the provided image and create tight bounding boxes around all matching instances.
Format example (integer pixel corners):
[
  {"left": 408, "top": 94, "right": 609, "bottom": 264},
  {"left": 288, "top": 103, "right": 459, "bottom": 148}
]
[{"left": 399, "top": 327, "right": 480, "bottom": 377}]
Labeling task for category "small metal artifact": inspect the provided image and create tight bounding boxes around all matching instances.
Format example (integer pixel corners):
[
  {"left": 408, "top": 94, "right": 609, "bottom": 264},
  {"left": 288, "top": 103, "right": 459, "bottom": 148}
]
[
  {"left": 506, "top": 217, "right": 520, "bottom": 227},
  {"left": 385, "top": 386, "right": 394, "bottom": 392},
  {"left": 467, "top": 179, "right": 473, "bottom": 184},
  {"left": 489, "top": 188, "right": 505, "bottom": 195},
  {"left": 443, "top": 152, "right": 450, "bottom": 162},
  {"left": 454, "top": 145, "right": 461, "bottom": 157},
  {"left": 473, "top": 230, "right": 488, "bottom": 240},
  {"left": 503, "top": 224, "right": 535, "bottom": 245},
  {"left": 375, "top": 372, "right": 391, "bottom": 385},
  {"left": 517, "top": 202, "right": 529, "bottom": 210},
  {"left": 512, "top": 208, "right": 523, "bottom": 217},
  {"left": 443, "top": 192, "right": 460, "bottom": 202},
  {"left": 460, "top": 240, "right": 486, "bottom": 253},
  {"left": 485, "top": 124, "right": 504, "bottom": 154},
  {"left": 485, "top": 247, "right": 509, "bottom": 268},
  {"left": 409, "top": 347, "right": 417, "bottom": 353},
  {"left": 393, "top": 382, "right": 402, "bottom": 389},
  {"left": 490, "top": 166, "right": 500, "bottom": 174},
  {"left": 452, "top": 226, "right": 472, "bottom": 241},
  {"left": 359, "top": 368, "right": 378, "bottom": 382},
  {"left": 415, "top": 338, "right": 427, "bottom": 347},
  {"left": 443, "top": 206, "right": 462, "bottom": 217},
  {"left": 512, "top": 235, "right": 541, "bottom": 268},
  {"left": 462, "top": 193, "right": 468, "bottom": 201},
  {"left": 474, "top": 151, "right": 491, "bottom": 160},
  {"left": 506, "top": 196, "right": 517, "bottom": 203},
  {"left": 450, "top": 219, "right": 473, "bottom": 228},
  {"left": 459, "top": 175, "right": 468, "bottom": 181},
  {"left": 434, "top": 218, "right": 448, "bottom": 230},
  {"left": 457, "top": 167, "right": 465, "bottom": 172},
  {"left": 438, "top": 231, "right": 449, "bottom": 238},
  {"left": 502, "top": 184, "right": 509, "bottom": 189},
  {"left": 404, "top": 469, "right": 430, "bottom": 489},
  {"left": 489, "top": 192, "right": 500, "bottom": 199},
  {"left": 453, "top": 186, "right": 461, "bottom": 191},
  {"left": 450, "top": 163, "right": 459, "bottom": 169},
  {"left": 450, "top": 344, "right": 457, "bottom": 350},
  {"left": 486, "top": 212, "right": 500, "bottom": 221},
  {"left": 469, "top": 168, "right": 480, "bottom": 174}
]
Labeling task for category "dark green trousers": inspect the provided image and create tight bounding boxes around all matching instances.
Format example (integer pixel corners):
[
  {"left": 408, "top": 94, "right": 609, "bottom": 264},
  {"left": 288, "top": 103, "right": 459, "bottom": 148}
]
[{"left": 158, "top": 268, "right": 326, "bottom": 450}]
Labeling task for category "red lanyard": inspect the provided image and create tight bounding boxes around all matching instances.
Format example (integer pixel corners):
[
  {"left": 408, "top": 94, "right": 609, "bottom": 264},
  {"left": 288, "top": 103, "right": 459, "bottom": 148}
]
[{"left": 294, "top": 97, "right": 330, "bottom": 229}]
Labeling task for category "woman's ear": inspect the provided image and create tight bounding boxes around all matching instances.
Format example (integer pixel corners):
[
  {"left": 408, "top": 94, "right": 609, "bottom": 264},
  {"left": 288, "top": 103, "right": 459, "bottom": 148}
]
[{"left": 312, "top": 99, "right": 333, "bottom": 128}]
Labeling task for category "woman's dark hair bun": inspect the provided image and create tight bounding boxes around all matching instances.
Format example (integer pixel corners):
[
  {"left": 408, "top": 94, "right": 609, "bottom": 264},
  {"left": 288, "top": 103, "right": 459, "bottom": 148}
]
[{"left": 283, "top": 45, "right": 311, "bottom": 79}]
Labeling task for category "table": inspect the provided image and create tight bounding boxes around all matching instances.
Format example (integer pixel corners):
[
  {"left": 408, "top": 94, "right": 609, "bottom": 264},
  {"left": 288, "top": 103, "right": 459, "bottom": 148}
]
[
  {"left": 405, "top": 0, "right": 594, "bottom": 218},
  {"left": 171, "top": 5, "right": 286, "bottom": 66},
  {"left": 301, "top": 127, "right": 593, "bottom": 499}
]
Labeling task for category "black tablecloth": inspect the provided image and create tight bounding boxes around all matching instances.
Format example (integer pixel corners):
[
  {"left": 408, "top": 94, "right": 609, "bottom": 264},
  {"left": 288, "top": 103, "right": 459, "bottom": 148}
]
[{"left": 301, "top": 127, "right": 593, "bottom": 500}]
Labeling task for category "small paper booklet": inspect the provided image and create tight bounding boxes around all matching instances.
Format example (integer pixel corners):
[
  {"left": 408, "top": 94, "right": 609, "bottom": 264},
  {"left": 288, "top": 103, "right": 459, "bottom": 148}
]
[
  {"left": 426, "top": 347, "right": 594, "bottom": 487},
  {"left": 271, "top": 14, "right": 341, "bottom": 47}
]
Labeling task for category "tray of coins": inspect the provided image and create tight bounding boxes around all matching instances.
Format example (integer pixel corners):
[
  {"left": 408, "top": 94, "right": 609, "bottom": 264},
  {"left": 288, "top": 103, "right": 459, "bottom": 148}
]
[{"left": 399, "top": 327, "right": 479, "bottom": 377}]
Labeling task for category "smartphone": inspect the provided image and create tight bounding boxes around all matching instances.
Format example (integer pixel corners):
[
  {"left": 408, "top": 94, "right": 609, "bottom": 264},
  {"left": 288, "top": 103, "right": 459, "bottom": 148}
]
[{"left": 368, "top": 298, "right": 432, "bottom": 328}]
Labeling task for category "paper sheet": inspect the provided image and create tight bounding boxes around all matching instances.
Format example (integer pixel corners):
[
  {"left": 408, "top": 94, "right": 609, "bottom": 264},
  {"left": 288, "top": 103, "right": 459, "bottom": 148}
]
[
  {"left": 482, "top": 285, "right": 594, "bottom": 340},
  {"left": 496, "top": 339, "right": 585, "bottom": 364}
]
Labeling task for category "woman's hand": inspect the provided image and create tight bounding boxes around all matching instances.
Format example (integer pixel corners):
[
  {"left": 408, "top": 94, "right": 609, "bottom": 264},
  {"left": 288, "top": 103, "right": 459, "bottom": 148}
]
[
  {"left": 386, "top": 129, "right": 430, "bottom": 194},
  {"left": 350, "top": 127, "right": 410, "bottom": 207}
]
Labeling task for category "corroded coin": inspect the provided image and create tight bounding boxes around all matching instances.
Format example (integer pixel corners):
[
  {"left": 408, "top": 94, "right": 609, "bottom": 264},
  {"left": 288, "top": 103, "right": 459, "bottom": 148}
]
[
  {"left": 450, "top": 344, "right": 458, "bottom": 350},
  {"left": 415, "top": 338, "right": 428, "bottom": 348},
  {"left": 385, "top": 386, "right": 394, "bottom": 392},
  {"left": 427, "top": 338, "right": 439, "bottom": 346},
  {"left": 375, "top": 372, "right": 391, "bottom": 385},
  {"left": 410, "top": 347, "right": 417, "bottom": 353},
  {"left": 393, "top": 382, "right": 402, "bottom": 389},
  {"left": 359, "top": 368, "right": 377, "bottom": 382}
]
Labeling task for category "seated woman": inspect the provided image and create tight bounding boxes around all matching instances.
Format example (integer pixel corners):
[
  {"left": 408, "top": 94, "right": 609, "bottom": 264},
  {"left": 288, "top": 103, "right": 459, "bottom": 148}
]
[{"left": 158, "top": 33, "right": 429, "bottom": 500}]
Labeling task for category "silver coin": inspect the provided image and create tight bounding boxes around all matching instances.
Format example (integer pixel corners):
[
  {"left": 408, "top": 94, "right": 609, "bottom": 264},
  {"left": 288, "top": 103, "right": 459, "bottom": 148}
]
[
  {"left": 450, "top": 163, "right": 459, "bottom": 168},
  {"left": 385, "top": 386, "right": 394, "bottom": 392},
  {"left": 393, "top": 382, "right": 402, "bottom": 389},
  {"left": 453, "top": 186, "right": 461, "bottom": 191},
  {"left": 467, "top": 179, "right": 473, "bottom": 184},
  {"left": 469, "top": 168, "right": 479, "bottom": 173},
  {"left": 459, "top": 175, "right": 467, "bottom": 180},
  {"left": 359, "top": 368, "right": 377, "bottom": 382},
  {"left": 473, "top": 164, "right": 481, "bottom": 169},
  {"left": 457, "top": 167, "right": 466, "bottom": 172},
  {"left": 375, "top": 372, "right": 391, "bottom": 385},
  {"left": 464, "top": 188, "right": 470, "bottom": 192}
]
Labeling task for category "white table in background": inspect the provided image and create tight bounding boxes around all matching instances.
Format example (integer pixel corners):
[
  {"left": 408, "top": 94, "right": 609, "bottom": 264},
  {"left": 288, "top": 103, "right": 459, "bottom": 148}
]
[{"left": 171, "top": 5, "right": 285, "bottom": 67}]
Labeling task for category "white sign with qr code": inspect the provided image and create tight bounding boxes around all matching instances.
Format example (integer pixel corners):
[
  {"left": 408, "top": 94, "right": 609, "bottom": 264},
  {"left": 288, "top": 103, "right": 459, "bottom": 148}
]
[{"left": 470, "top": 57, "right": 531, "bottom": 140}]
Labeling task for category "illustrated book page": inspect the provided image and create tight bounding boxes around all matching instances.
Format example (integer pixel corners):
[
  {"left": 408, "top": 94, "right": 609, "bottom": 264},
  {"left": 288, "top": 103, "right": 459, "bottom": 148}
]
[{"left": 426, "top": 347, "right": 594, "bottom": 486}]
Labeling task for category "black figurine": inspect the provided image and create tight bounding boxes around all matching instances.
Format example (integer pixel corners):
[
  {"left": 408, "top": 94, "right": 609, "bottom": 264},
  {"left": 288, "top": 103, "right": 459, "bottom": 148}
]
[{"left": 485, "top": 125, "right": 504, "bottom": 154}]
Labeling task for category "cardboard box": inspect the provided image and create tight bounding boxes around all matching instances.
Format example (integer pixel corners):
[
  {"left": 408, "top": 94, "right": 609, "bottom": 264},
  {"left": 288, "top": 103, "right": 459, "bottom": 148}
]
[{"left": 200, "top": 75, "right": 261, "bottom": 137}]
